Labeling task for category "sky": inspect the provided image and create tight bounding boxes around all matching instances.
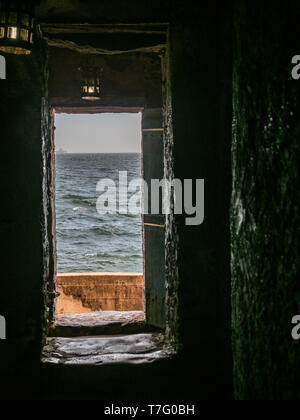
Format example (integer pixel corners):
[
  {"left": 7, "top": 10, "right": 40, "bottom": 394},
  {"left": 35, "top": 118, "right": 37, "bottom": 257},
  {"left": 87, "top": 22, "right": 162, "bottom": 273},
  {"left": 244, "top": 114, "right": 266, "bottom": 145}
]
[{"left": 55, "top": 113, "right": 142, "bottom": 153}]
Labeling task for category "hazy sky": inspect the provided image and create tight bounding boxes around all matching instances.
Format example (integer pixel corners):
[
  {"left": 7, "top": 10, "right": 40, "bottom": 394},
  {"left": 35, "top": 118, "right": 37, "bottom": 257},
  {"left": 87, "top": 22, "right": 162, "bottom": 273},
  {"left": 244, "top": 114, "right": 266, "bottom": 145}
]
[{"left": 55, "top": 113, "right": 142, "bottom": 153}]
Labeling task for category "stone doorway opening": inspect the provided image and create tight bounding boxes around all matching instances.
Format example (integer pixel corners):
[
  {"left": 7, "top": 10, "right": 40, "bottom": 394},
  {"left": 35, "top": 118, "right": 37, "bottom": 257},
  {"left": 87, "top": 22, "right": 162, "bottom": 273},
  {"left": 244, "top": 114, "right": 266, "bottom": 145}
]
[{"left": 41, "top": 23, "right": 178, "bottom": 364}]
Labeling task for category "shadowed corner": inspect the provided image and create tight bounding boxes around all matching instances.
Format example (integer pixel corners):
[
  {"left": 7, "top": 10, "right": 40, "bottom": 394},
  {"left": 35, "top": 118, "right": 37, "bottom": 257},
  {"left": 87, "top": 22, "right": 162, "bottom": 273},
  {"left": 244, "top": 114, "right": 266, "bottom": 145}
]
[{"left": 0, "top": 315, "right": 6, "bottom": 340}]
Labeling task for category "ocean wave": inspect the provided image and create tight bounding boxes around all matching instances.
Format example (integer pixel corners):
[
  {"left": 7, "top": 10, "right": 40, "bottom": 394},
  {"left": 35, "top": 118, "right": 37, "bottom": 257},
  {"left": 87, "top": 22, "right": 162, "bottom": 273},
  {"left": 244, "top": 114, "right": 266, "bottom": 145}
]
[{"left": 56, "top": 154, "right": 143, "bottom": 272}]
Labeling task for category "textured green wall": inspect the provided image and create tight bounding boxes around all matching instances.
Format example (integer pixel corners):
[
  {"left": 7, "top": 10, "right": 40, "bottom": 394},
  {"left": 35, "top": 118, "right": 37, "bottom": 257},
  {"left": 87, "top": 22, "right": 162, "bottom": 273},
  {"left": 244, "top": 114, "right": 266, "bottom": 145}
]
[
  {"left": 0, "top": 1, "right": 234, "bottom": 400},
  {"left": 232, "top": 0, "right": 300, "bottom": 400},
  {"left": 169, "top": 2, "right": 233, "bottom": 394}
]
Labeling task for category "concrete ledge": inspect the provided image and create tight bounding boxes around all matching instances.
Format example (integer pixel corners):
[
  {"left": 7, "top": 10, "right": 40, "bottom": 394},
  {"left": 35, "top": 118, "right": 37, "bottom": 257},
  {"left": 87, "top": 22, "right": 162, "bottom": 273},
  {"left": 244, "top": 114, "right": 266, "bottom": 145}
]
[
  {"left": 42, "top": 333, "right": 174, "bottom": 365},
  {"left": 57, "top": 273, "right": 144, "bottom": 314}
]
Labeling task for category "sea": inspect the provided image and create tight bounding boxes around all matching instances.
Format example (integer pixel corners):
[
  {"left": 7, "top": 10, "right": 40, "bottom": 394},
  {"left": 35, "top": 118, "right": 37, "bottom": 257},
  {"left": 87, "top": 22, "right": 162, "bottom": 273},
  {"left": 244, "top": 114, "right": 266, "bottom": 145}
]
[{"left": 55, "top": 153, "right": 143, "bottom": 273}]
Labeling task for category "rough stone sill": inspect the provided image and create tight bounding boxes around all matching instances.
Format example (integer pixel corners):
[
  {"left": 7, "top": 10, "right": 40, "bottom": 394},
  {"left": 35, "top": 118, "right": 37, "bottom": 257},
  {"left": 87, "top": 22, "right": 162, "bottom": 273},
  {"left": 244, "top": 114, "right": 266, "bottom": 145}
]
[
  {"left": 49, "top": 311, "right": 147, "bottom": 337},
  {"left": 42, "top": 333, "right": 174, "bottom": 366}
]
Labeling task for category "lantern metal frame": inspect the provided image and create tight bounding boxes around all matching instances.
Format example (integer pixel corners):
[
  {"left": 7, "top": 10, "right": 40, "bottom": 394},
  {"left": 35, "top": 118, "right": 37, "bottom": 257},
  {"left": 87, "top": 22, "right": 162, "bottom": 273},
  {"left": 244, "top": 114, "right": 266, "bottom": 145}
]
[
  {"left": 0, "top": 2, "right": 34, "bottom": 55},
  {"left": 80, "top": 65, "right": 102, "bottom": 101}
]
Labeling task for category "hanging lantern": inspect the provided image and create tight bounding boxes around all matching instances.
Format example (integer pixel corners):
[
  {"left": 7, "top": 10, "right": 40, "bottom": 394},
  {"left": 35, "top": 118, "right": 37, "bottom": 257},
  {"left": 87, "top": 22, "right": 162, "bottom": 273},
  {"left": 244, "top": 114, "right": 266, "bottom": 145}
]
[
  {"left": 80, "top": 65, "right": 102, "bottom": 101},
  {"left": 0, "top": 1, "right": 34, "bottom": 55}
]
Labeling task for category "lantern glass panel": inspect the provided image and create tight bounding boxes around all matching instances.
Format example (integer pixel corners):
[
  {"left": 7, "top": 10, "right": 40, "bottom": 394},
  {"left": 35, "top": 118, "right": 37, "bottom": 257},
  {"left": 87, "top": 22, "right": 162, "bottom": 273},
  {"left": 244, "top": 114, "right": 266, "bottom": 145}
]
[
  {"left": 1, "top": 13, "right": 5, "bottom": 23},
  {"left": 0, "top": 28, "right": 4, "bottom": 38}
]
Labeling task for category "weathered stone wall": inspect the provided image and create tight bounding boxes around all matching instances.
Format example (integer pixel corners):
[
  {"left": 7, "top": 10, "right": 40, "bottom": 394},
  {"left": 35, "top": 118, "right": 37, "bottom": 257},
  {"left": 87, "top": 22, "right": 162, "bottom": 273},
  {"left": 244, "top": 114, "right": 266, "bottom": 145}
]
[
  {"left": 57, "top": 273, "right": 144, "bottom": 313},
  {"left": 232, "top": 0, "right": 300, "bottom": 400}
]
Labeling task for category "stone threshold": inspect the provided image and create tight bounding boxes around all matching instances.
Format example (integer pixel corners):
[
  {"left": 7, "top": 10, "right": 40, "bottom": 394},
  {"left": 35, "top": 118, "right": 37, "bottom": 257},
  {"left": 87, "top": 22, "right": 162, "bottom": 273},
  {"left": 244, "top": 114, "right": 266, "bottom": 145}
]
[
  {"left": 49, "top": 311, "right": 152, "bottom": 337},
  {"left": 42, "top": 333, "right": 174, "bottom": 365}
]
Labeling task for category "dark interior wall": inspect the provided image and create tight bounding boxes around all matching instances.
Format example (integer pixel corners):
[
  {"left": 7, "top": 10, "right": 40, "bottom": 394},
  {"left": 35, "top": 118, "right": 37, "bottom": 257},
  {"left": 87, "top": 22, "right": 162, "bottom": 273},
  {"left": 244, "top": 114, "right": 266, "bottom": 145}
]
[
  {"left": 48, "top": 47, "right": 163, "bottom": 109},
  {"left": 36, "top": 0, "right": 171, "bottom": 23},
  {"left": 232, "top": 0, "right": 300, "bottom": 400}
]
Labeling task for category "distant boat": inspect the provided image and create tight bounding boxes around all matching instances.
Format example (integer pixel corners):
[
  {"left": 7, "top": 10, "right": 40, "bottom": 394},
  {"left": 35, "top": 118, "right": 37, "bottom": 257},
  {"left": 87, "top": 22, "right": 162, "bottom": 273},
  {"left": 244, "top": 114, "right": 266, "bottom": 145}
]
[{"left": 56, "top": 148, "right": 68, "bottom": 155}]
